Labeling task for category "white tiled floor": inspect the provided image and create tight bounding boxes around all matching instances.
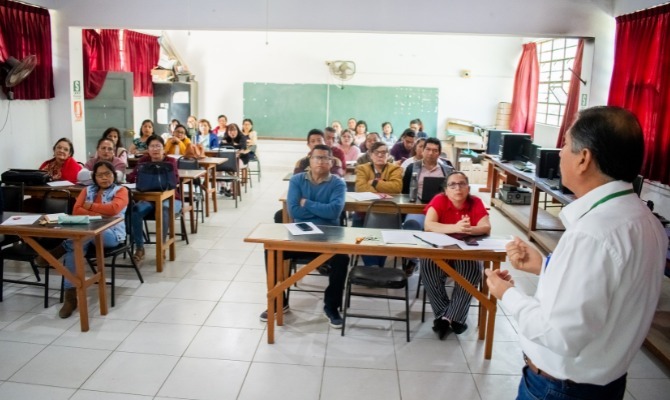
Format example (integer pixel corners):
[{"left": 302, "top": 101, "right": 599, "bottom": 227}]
[{"left": 1, "top": 140, "right": 669, "bottom": 399}]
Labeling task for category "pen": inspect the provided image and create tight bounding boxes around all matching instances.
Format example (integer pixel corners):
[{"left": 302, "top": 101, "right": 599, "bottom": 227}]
[{"left": 413, "top": 234, "right": 438, "bottom": 248}]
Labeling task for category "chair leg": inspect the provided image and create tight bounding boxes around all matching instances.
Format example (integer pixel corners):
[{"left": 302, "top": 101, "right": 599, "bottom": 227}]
[
  {"left": 0, "top": 258, "right": 5, "bottom": 302},
  {"left": 404, "top": 284, "right": 410, "bottom": 342},
  {"left": 43, "top": 264, "right": 50, "bottom": 308},
  {"left": 341, "top": 277, "right": 351, "bottom": 337},
  {"left": 421, "top": 286, "right": 427, "bottom": 323},
  {"left": 180, "top": 215, "right": 189, "bottom": 245}
]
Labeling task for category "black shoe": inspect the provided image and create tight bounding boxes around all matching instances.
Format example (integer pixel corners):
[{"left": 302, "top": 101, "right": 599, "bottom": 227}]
[
  {"left": 451, "top": 321, "right": 468, "bottom": 334},
  {"left": 324, "top": 306, "right": 343, "bottom": 328},
  {"left": 316, "top": 264, "right": 331, "bottom": 275},
  {"left": 403, "top": 260, "right": 417, "bottom": 277},
  {"left": 223, "top": 188, "right": 233, "bottom": 197},
  {"left": 432, "top": 318, "right": 452, "bottom": 340},
  {"left": 218, "top": 187, "right": 225, "bottom": 195}
]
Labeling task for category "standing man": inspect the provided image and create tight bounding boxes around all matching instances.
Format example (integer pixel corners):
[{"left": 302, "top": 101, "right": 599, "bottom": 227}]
[
  {"left": 486, "top": 106, "right": 668, "bottom": 400},
  {"left": 262, "top": 144, "right": 349, "bottom": 328}
]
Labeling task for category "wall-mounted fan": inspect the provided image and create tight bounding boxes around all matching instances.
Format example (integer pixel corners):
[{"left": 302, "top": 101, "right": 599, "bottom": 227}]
[
  {"left": 327, "top": 60, "right": 356, "bottom": 81},
  {"left": 1, "top": 55, "right": 37, "bottom": 100}
]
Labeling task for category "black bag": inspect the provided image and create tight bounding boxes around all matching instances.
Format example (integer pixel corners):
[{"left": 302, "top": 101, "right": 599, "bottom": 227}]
[
  {"left": 136, "top": 162, "right": 177, "bottom": 192},
  {"left": 1, "top": 169, "right": 51, "bottom": 186}
]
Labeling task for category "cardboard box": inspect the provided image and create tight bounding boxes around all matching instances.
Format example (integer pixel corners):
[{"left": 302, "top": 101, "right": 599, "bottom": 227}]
[{"left": 151, "top": 68, "right": 174, "bottom": 82}]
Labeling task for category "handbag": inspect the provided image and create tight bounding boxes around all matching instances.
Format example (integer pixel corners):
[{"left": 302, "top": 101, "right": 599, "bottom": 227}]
[
  {"left": 135, "top": 162, "right": 177, "bottom": 192},
  {"left": 1, "top": 169, "right": 51, "bottom": 185}
]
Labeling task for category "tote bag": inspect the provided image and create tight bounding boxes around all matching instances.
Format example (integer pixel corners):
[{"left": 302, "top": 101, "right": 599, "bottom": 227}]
[{"left": 136, "top": 162, "right": 177, "bottom": 192}]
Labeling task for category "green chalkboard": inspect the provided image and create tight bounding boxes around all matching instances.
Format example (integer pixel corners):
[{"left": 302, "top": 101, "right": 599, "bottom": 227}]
[{"left": 243, "top": 82, "right": 438, "bottom": 139}]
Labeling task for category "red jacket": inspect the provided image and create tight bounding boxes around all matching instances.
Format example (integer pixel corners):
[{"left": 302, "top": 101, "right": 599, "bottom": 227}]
[{"left": 39, "top": 156, "right": 82, "bottom": 183}]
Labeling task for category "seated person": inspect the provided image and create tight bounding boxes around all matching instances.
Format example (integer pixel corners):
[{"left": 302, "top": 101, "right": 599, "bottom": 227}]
[
  {"left": 164, "top": 124, "right": 192, "bottom": 155},
  {"left": 324, "top": 126, "right": 346, "bottom": 168},
  {"left": 401, "top": 137, "right": 427, "bottom": 171},
  {"left": 294, "top": 129, "right": 344, "bottom": 177},
  {"left": 390, "top": 129, "right": 416, "bottom": 164},
  {"left": 353, "top": 120, "right": 368, "bottom": 147},
  {"left": 126, "top": 135, "right": 182, "bottom": 266},
  {"left": 380, "top": 122, "right": 397, "bottom": 146},
  {"left": 241, "top": 118, "right": 258, "bottom": 157},
  {"left": 129, "top": 119, "right": 154, "bottom": 155},
  {"left": 197, "top": 119, "right": 218, "bottom": 150},
  {"left": 102, "top": 127, "right": 128, "bottom": 166},
  {"left": 359, "top": 131, "right": 380, "bottom": 154},
  {"left": 39, "top": 137, "right": 82, "bottom": 183},
  {"left": 421, "top": 171, "right": 490, "bottom": 339},
  {"left": 261, "top": 145, "right": 349, "bottom": 328},
  {"left": 410, "top": 118, "right": 428, "bottom": 138},
  {"left": 354, "top": 142, "right": 403, "bottom": 267},
  {"left": 357, "top": 132, "right": 394, "bottom": 165},
  {"left": 336, "top": 129, "right": 361, "bottom": 163},
  {"left": 186, "top": 115, "right": 198, "bottom": 139},
  {"left": 35, "top": 161, "right": 129, "bottom": 319},
  {"left": 222, "top": 123, "right": 250, "bottom": 164},
  {"left": 85, "top": 137, "right": 127, "bottom": 182}
]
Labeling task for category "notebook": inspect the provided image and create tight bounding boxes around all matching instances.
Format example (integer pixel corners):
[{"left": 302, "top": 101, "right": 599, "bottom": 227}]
[{"left": 420, "top": 176, "right": 445, "bottom": 203}]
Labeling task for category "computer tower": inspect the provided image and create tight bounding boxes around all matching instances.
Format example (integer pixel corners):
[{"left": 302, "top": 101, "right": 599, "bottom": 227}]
[
  {"left": 535, "top": 148, "right": 560, "bottom": 179},
  {"left": 485, "top": 129, "right": 511, "bottom": 155},
  {"left": 499, "top": 133, "right": 531, "bottom": 162}
]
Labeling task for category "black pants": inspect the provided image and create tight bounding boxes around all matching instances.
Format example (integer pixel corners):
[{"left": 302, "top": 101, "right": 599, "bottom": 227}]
[{"left": 265, "top": 250, "right": 349, "bottom": 310}]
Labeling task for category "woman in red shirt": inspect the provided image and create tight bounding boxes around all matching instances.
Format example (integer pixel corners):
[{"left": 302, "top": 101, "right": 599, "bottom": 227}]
[
  {"left": 39, "top": 137, "right": 82, "bottom": 183},
  {"left": 422, "top": 171, "right": 491, "bottom": 340}
]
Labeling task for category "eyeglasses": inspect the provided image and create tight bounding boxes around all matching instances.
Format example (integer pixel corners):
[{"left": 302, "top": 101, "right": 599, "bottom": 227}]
[
  {"left": 447, "top": 182, "right": 468, "bottom": 189},
  {"left": 148, "top": 144, "right": 163, "bottom": 150},
  {"left": 373, "top": 151, "right": 389, "bottom": 156},
  {"left": 95, "top": 171, "right": 113, "bottom": 178},
  {"left": 311, "top": 156, "right": 332, "bottom": 163}
]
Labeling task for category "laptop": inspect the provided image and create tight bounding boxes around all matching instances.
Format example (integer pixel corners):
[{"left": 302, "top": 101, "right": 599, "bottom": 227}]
[{"left": 421, "top": 176, "right": 445, "bottom": 203}]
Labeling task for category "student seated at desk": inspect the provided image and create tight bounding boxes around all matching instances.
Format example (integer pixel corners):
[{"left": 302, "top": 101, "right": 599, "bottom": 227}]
[
  {"left": 262, "top": 144, "right": 349, "bottom": 328},
  {"left": 422, "top": 171, "right": 491, "bottom": 340},
  {"left": 164, "top": 124, "right": 192, "bottom": 155},
  {"left": 354, "top": 141, "right": 402, "bottom": 267},
  {"left": 129, "top": 119, "right": 154, "bottom": 155},
  {"left": 241, "top": 118, "right": 258, "bottom": 156},
  {"left": 126, "top": 135, "right": 182, "bottom": 266},
  {"left": 323, "top": 126, "right": 346, "bottom": 168},
  {"left": 380, "top": 121, "right": 397, "bottom": 146},
  {"left": 357, "top": 132, "right": 394, "bottom": 165},
  {"left": 222, "top": 123, "right": 250, "bottom": 164},
  {"left": 390, "top": 129, "right": 416, "bottom": 164},
  {"left": 294, "top": 129, "right": 344, "bottom": 177},
  {"left": 84, "top": 137, "right": 127, "bottom": 182},
  {"left": 197, "top": 119, "right": 218, "bottom": 150},
  {"left": 353, "top": 120, "right": 368, "bottom": 147},
  {"left": 102, "top": 127, "right": 128, "bottom": 166},
  {"left": 35, "top": 161, "right": 129, "bottom": 318},
  {"left": 39, "top": 137, "right": 82, "bottom": 183},
  {"left": 335, "top": 129, "right": 361, "bottom": 163}
]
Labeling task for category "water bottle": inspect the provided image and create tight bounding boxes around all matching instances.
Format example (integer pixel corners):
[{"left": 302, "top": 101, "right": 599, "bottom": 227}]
[{"left": 409, "top": 171, "right": 418, "bottom": 202}]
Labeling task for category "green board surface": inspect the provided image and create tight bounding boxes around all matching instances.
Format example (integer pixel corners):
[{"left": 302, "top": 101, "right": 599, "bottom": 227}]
[{"left": 243, "top": 82, "right": 439, "bottom": 139}]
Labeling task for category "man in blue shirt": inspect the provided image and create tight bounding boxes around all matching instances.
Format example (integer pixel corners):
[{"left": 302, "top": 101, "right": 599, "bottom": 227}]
[{"left": 261, "top": 144, "right": 349, "bottom": 327}]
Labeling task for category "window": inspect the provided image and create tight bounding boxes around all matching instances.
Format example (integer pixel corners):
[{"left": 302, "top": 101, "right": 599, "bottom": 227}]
[{"left": 536, "top": 38, "right": 579, "bottom": 126}]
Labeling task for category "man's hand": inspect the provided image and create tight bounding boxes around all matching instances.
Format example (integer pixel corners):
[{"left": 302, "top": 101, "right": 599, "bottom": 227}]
[
  {"left": 299, "top": 198, "right": 307, "bottom": 207},
  {"left": 506, "top": 237, "right": 543, "bottom": 275},
  {"left": 485, "top": 269, "right": 515, "bottom": 300}
]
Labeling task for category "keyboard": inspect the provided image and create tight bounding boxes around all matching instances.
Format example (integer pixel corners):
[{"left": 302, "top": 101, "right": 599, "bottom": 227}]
[
  {"left": 542, "top": 178, "right": 560, "bottom": 190},
  {"left": 511, "top": 161, "right": 533, "bottom": 172}
]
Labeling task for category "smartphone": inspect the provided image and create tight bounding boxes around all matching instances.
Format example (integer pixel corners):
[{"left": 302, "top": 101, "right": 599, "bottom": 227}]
[
  {"left": 295, "top": 222, "right": 313, "bottom": 231},
  {"left": 464, "top": 237, "right": 479, "bottom": 246}
]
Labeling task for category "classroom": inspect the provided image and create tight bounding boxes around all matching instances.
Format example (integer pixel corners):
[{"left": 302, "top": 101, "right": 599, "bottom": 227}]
[{"left": 0, "top": 1, "right": 669, "bottom": 399}]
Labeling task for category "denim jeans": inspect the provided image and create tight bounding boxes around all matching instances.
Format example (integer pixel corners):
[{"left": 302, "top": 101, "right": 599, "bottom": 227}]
[
  {"left": 517, "top": 365, "right": 626, "bottom": 400},
  {"left": 132, "top": 199, "right": 182, "bottom": 248},
  {"left": 62, "top": 229, "right": 120, "bottom": 289},
  {"left": 351, "top": 212, "right": 387, "bottom": 267}
]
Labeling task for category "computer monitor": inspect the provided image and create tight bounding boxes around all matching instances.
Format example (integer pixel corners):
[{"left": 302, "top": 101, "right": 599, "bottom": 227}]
[
  {"left": 535, "top": 148, "right": 560, "bottom": 179},
  {"left": 485, "top": 129, "right": 511, "bottom": 155},
  {"left": 499, "top": 133, "right": 531, "bottom": 162}
]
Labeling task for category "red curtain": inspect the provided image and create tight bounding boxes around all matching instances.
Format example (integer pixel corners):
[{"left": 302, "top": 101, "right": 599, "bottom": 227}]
[
  {"left": 509, "top": 43, "right": 539, "bottom": 137},
  {"left": 124, "top": 30, "right": 159, "bottom": 97},
  {"left": 100, "top": 29, "right": 121, "bottom": 71},
  {"left": 82, "top": 29, "right": 107, "bottom": 99},
  {"left": 608, "top": 4, "right": 670, "bottom": 185},
  {"left": 0, "top": 0, "right": 54, "bottom": 100},
  {"left": 556, "top": 39, "right": 584, "bottom": 148}
]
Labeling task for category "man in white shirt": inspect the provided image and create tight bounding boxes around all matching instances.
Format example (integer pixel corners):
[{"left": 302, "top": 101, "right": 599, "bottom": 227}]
[{"left": 485, "top": 106, "right": 668, "bottom": 400}]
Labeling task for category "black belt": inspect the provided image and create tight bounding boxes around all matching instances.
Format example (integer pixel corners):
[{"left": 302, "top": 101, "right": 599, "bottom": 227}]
[{"left": 523, "top": 354, "right": 574, "bottom": 384}]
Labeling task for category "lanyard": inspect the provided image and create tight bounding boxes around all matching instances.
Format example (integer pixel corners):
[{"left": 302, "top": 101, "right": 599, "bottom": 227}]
[{"left": 579, "top": 189, "right": 634, "bottom": 219}]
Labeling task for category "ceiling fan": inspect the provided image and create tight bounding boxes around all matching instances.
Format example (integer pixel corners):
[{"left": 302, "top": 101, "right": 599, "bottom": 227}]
[{"left": 1, "top": 55, "right": 37, "bottom": 100}]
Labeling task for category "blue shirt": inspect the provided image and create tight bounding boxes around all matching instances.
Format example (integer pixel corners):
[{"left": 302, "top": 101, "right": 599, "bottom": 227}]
[{"left": 287, "top": 172, "right": 346, "bottom": 226}]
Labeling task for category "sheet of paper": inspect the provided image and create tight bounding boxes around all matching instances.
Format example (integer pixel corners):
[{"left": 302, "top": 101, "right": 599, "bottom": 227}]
[
  {"left": 381, "top": 230, "right": 417, "bottom": 245},
  {"left": 348, "top": 192, "right": 382, "bottom": 201},
  {"left": 457, "top": 238, "right": 511, "bottom": 250},
  {"left": 284, "top": 222, "right": 324, "bottom": 235},
  {"left": 47, "top": 180, "right": 74, "bottom": 187},
  {"left": 122, "top": 183, "right": 137, "bottom": 189},
  {"left": 1, "top": 214, "right": 42, "bottom": 226},
  {"left": 413, "top": 231, "right": 460, "bottom": 248},
  {"left": 44, "top": 212, "right": 67, "bottom": 223}
]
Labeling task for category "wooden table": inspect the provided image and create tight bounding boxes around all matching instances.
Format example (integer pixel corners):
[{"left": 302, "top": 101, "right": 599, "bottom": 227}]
[
  {"left": 279, "top": 192, "right": 425, "bottom": 223},
  {"left": 133, "top": 190, "right": 176, "bottom": 272},
  {"left": 197, "top": 157, "right": 227, "bottom": 217},
  {"left": 0, "top": 213, "right": 121, "bottom": 332},
  {"left": 178, "top": 169, "right": 207, "bottom": 234},
  {"left": 244, "top": 223, "right": 506, "bottom": 359}
]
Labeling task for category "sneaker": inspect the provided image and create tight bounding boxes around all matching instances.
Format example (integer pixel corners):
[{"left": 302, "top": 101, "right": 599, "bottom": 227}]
[
  {"left": 324, "top": 306, "right": 343, "bottom": 329},
  {"left": 259, "top": 304, "right": 290, "bottom": 322}
]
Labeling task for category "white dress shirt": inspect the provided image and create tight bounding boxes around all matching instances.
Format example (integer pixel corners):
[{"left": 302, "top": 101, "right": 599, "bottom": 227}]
[{"left": 501, "top": 180, "right": 668, "bottom": 385}]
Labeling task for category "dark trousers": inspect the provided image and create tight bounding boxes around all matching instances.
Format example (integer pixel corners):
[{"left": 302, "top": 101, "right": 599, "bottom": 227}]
[
  {"left": 517, "top": 366, "right": 626, "bottom": 400},
  {"left": 264, "top": 250, "right": 349, "bottom": 310}
]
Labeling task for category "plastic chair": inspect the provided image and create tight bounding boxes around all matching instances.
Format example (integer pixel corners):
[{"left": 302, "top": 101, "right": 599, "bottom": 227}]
[
  {"left": 351, "top": 200, "right": 402, "bottom": 267},
  {"left": 247, "top": 152, "right": 261, "bottom": 182},
  {"left": 215, "top": 148, "right": 242, "bottom": 207}
]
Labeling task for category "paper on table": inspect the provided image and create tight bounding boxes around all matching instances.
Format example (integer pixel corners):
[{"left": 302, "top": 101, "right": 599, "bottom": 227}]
[
  {"left": 381, "top": 230, "right": 417, "bottom": 245},
  {"left": 122, "top": 183, "right": 137, "bottom": 189},
  {"left": 44, "top": 212, "right": 67, "bottom": 223},
  {"left": 457, "top": 238, "right": 511, "bottom": 250},
  {"left": 48, "top": 180, "right": 74, "bottom": 187},
  {"left": 284, "top": 222, "right": 324, "bottom": 235},
  {"left": 1, "top": 214, "right": 42, "bottom": 226},
  {"left": 348, "top": 192, "right": 383, "bottom": 201},
  {"left": 413, "top": 232, "right": 460, "bottom": 248}
]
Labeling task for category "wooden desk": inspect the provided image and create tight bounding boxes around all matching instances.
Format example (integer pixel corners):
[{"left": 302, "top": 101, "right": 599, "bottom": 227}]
[
  {"left": 178, "top": 169, "right": 207, "bottom": 234},
  {"left": 23, "top": 184, "right": 85, "bottom": 198},
  {"left": 0, "top": 213, "right": 121, "bottom": 332},
  {"left": 245, "top": 223, "right": 506, "bottom": 359},
  {"left": 133, "top": 190, "right": 176, "bottom": 272},
  {"left": 279, "top": 192, "right": 425, "bottom": 223},
  {"left": 197, "top": 157, "right": 227, "bottom": 217}
]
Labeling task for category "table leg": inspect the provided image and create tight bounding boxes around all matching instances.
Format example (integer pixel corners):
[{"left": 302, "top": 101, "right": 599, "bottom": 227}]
[
  {"left": 479, "top": 159, "right": 493, "bottom": 193},
  {"left": 266, "top": 249, "right": 276, "bottom": 344},
  {"left": 73, "top": 239, "right": 90, "bottom": 332},
  {"left": 155, "top": 198, "right": 164, "bottom": 273},
  {"left": 210, "top": 165, "right": 218, "bottom": 213},
  {"left": 95, "top": 234, "right": 108, "bottom": 316},
  {"left": 479, "top": 261, "right": 490, "bottom": 341},
  {"left": 169, "top": 195, "right": 176, "bottom": 261},
  {"left": 203, "top": 165, "right": 212, "bottom": 217},
  {"left": 276, "top": 251, "right": 285, "bottom": 326},
  {"left": 529, "top": 185, "right": 541, "bottom": 231}
]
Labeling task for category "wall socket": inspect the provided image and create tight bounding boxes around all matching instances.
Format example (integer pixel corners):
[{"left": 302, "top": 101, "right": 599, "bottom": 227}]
[{"left": 460, "top": 69, "right": 471, "bottom": 78}]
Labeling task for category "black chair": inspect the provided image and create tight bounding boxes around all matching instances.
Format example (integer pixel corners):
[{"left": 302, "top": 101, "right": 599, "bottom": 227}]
[
  {"left": 351, "top": 200, "right": 402, "bottom": 268},
  {"left": 85, "top": 187, "right": 143, "bottom": 307},
  {"left": 0, "top": 189, "right": 71, "bottom": 308},
  {"left": 215, "top": 148, "right": 242, "bottom": 207},
  {"left": 0, "top": 183, "right": 24, "bottom": 248},
  {"left": 177, "top": 156, "right": 204, "bottom": 230},
  {"left": 247, "top": 152, "right": 261, "bottom": 183}
]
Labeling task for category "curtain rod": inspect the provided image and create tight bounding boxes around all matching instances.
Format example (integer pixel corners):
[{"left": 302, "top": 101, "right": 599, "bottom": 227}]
[
  {"left": 6, "top": 0, "right": 47, "bottom": 10},
  {"left": 622, "top": 1, "right": 670, "bottom": 16}
]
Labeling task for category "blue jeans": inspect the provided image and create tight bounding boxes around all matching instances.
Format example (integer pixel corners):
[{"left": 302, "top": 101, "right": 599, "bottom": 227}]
[
  {"left": 517, "top": 365, "right": 626, "bottom": 400},
  {"left": 132, "top": 199, "right": 182, "bottom": 248},
  {"left": 351, "top": 212, "right": 386, "bottom": 267},
  {"left": 62, "top": 230, "right": 120, "bottom": 289}
]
